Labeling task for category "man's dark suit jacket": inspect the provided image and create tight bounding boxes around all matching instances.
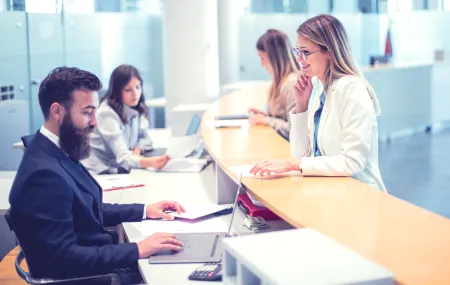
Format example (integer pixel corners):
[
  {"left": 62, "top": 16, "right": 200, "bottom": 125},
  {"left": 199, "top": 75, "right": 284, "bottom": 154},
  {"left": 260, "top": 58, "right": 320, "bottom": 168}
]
[{"left": 8, "top": 130, "right": 145, "bottom": 279}]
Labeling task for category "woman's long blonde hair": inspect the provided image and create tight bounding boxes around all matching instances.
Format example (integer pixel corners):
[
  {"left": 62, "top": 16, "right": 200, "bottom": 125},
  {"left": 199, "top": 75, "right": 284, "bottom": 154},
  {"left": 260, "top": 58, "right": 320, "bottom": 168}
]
[
  {"left": 256, "top": 29, "right": 300, "bottom": 105},
  {"left": 297, "top": 14, "right": 381, "bottom": 115}
]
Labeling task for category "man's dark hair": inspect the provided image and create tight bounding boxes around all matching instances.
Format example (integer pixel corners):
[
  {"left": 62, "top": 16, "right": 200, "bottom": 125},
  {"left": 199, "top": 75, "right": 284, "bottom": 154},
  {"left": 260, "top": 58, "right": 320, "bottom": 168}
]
[{"left": 38, "top": 67, "right": 102, "bottom": 120}]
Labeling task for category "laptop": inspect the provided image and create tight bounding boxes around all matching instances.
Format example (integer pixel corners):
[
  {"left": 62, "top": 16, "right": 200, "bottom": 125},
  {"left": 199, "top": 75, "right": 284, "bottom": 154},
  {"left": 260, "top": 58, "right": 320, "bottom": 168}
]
[
  {"left": 144, "top": 114, "right": 201, "bottom": 157},
  {"left": 148, "top": 174, "right": 244, "bottom": 264}
]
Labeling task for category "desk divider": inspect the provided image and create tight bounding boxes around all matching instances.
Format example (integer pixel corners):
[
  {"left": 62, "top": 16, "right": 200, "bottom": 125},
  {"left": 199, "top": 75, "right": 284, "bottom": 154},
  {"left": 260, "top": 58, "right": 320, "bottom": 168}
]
[{"left": 216, "top": 164, "right": 239, "bottom": 204}]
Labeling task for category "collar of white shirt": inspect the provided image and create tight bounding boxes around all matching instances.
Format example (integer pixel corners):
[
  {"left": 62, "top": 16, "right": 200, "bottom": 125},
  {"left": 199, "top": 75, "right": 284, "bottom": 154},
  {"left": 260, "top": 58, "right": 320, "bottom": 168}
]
[{"left": 40, "top": 125, "right": 60, "bottom": 148}]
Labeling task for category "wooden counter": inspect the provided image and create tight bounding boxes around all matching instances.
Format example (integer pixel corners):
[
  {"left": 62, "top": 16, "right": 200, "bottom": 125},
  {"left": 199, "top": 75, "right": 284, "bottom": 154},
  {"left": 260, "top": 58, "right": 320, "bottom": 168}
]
[{"left": 201, "top": 89, "right": 450, "bottom": 285}]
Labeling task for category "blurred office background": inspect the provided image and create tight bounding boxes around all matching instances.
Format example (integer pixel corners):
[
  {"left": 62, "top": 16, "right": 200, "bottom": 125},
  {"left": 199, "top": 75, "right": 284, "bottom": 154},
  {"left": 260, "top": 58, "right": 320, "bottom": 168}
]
[{"left": 1, "top": 0, "right": 450, "bottom": 217}]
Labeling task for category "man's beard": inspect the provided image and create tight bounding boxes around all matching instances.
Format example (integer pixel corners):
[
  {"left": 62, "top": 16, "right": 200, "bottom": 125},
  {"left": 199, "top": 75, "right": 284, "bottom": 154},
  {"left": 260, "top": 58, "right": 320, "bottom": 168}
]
[{"left": 59, "top": 114, "right": 94, "bottom": 161}]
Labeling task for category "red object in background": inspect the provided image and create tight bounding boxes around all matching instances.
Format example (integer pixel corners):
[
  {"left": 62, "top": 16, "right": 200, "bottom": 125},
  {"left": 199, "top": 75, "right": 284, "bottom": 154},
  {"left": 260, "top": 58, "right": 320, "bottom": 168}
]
[
  {"left": 385, "top": 28, "right": 392, "bottom": 56},
  {"left": 102, "top": 184, "right": 145, "bottom": 192},
  {"left": 237, "top": 193, "right": 280, "bottom": 221}
]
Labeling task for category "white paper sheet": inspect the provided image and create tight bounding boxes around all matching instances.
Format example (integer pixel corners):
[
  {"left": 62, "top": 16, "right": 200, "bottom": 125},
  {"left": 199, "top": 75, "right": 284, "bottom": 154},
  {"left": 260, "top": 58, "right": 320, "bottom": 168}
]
[
  {"left": 169, "top": 204, "right": 231, "bottom": 220},
  {"left": 165, "top": 135, "right": 200, "bottom": 159},
  {"left": 92, "top": 175, "right": 144, "bottom": 191},
  {"left": 130, "top": 218, "right": 228, "bottom": 237}
]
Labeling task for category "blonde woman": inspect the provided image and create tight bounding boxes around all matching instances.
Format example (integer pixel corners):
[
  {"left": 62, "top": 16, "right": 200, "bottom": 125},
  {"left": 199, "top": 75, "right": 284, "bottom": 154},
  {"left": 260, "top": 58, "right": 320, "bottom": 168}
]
[
  {"left": 248, "top": 29, "right": 300, "bottom": 140},
  {"left": 251, "top": 15, "right": 386, "bottom": 192}
]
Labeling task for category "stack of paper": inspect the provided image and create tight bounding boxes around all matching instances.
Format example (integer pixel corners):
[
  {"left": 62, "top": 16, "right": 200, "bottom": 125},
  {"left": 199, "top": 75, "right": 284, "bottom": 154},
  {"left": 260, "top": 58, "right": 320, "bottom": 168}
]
[{"left": 93, "top": 175, "right": 145, "bottom": 191}]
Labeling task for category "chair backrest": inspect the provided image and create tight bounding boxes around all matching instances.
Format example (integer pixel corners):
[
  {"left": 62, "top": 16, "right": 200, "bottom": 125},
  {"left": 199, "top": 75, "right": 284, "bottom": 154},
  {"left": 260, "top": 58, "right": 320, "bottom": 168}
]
[
  {"left": 21, "top": 134, "right": 35, "bottom": 148},
  {"left": 5, "top": 208, "right": 13, "bottom": 232},
  {"left": 15, "top": 250, "right": 41, "bottom": 283},
  {"left": 4, "top": 209, "right": 35, "bottom": 282}
]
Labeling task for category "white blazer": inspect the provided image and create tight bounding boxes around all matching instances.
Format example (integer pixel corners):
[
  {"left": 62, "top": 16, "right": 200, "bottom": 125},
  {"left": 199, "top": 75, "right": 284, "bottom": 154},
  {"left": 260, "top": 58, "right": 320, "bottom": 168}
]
[{"left": 289, "top": 75, "right": 387, "bottom": 192}]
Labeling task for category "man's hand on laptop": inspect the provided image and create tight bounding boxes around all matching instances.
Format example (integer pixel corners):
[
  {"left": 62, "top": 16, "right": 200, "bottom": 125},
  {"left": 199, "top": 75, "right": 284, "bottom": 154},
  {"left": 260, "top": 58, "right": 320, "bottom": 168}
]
[
  {"left": 137, "top": 233, "right": 184, "bottom": 258},
  {"left": 146, "top": 200, "right": 186, "bottom": 220}
]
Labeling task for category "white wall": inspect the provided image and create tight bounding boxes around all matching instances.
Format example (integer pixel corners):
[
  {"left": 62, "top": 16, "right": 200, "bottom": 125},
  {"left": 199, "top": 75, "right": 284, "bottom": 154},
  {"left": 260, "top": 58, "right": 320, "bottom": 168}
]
[
  {"left": 309, "top": 0, "right": 329, "bottom": 13},
  {"left": 163, "top": 0, "right": 220, "bottom": 125},
  {"left": 412, "top": 0, "right": 426, "bottom": 9},
  {"left": 389, "top": 11, "right": 450, "bottom": 64},
  {"left": 333, "top": 0, "right": 358, "bottom": 13},
  {"left": 428, "top": 0, "right": 442, "bottom": 10},
  {"left": 218, "top": 0, "right": 240, "bottom": 85}
]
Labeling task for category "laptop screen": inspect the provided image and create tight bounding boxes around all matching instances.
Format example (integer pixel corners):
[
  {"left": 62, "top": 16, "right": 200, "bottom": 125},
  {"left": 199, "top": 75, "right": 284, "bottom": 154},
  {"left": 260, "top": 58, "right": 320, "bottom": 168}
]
[
  {"left": 185, "top": 114, "right": 201, "bottom": 136},
  {"left": 226, "top": 173, "right": 244, "bottom": 237}
]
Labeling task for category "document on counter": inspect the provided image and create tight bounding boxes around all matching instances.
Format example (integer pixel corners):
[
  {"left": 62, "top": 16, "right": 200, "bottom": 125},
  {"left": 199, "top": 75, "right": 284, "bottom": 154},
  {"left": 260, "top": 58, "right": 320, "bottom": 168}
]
[
  {"left": 165, "top": 135, "right": 200, "bottom": 159},
  {"left": 169, "top": 204, "right": 232, "bottom": 220},
  {"left": 148, "top": 158, "right": 209, "bottom": 173},
  {"left": 129, "top": 217, "right": 228, "bottom": 237},
  {"left": 93, "top": 175, "right": 145, "bottom": 191},
  {"left": 213, "top": 120, "right": 245, "bottom": 129}
]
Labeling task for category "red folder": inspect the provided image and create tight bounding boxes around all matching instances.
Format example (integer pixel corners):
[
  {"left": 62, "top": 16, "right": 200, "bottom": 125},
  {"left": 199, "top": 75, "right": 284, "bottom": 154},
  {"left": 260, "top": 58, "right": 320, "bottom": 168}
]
[{"left": 237, "top": 193, "right": 280, "bottom": 221}]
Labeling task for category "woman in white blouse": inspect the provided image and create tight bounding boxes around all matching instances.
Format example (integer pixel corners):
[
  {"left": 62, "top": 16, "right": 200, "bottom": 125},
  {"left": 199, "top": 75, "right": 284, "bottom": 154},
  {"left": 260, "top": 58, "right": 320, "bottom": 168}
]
[
  {"left": 83, "top": 65, "right": 169, "bottom": 174},
  {"left": 250, "top": 14, "right": 386, "bottom": 192}
]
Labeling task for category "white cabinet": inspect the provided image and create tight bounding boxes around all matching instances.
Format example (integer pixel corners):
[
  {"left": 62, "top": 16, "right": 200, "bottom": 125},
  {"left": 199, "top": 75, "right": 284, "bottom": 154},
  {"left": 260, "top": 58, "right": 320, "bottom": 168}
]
[
  {"left": 0, "top": 100, "right": 29, "bottom": 170},
  {"left": 222, "top": 229, "right": 394, "bottom": 285}
]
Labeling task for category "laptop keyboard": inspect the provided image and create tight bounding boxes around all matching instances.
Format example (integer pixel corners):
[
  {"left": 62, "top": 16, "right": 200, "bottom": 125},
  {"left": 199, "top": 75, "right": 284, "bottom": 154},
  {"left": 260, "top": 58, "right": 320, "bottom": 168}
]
[{"left": 179, "top": 234, "right": 220, "bottom": 258}]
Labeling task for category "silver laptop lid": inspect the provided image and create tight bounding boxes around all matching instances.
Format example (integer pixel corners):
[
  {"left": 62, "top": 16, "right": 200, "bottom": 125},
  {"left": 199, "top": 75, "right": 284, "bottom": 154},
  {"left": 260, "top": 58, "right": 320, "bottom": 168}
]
[{"left": 226, "top": 173, "right": 244, "bottom": 237}]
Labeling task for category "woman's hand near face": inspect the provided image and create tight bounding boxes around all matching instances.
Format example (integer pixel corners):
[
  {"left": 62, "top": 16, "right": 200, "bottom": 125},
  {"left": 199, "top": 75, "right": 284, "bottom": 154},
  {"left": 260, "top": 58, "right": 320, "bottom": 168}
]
[
  {"left": 293, "top": 72, "right": 313, "bottom": 113},
  {"left": 248, "top": 108, "right": 268, "bottom": 116}
]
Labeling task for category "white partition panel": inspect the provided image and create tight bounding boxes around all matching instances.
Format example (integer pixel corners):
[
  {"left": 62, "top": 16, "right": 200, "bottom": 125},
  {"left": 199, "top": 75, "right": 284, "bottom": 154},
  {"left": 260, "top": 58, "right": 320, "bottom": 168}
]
[
  {"left": 363, "top": 64, "right": 432, "bottom": 140},
  {"left": 390, "top": 11, "right": 439, "bottom": 64}
]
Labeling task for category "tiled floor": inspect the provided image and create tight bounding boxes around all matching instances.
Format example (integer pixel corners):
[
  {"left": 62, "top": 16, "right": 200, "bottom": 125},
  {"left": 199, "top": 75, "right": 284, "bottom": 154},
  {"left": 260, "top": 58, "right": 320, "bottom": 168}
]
[{"left": 379, "top": 130, "right": 450, "bottom": 219}]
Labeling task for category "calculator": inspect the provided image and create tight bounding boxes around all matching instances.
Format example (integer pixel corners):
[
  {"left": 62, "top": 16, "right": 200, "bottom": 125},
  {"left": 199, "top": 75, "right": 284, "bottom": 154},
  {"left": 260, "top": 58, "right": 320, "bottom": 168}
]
[{"left": 188, "top": 263, "right": 222, "bottom": 281}]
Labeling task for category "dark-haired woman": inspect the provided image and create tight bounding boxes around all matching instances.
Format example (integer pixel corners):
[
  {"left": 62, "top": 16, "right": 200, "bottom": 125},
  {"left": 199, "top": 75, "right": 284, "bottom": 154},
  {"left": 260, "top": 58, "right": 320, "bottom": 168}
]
[{"left": 83, "top": 65, "right": 169, "bottom": 174}]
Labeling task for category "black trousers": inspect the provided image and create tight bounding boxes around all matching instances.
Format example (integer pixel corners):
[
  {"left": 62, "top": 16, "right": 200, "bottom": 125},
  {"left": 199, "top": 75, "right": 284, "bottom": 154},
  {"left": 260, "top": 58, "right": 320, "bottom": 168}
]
[
  {"left": 63, "top": 267, "right": 141, "bottom": 285},
  {"left": 117, "top": 266, "right": 142, "bottom": 284}
]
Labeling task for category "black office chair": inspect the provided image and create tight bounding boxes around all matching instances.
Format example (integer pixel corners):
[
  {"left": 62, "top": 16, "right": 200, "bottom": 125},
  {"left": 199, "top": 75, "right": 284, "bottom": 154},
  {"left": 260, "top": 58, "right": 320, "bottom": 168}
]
[
  {"left": 21, "top": 134, "right": 35, "bottom": 149},
  {"left": 4, "top": 209, "right": 122, "bottom": 285}
]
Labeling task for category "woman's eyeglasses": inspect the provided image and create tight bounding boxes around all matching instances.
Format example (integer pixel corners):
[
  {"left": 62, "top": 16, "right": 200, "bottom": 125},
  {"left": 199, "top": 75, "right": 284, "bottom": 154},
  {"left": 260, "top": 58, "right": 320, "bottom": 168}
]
[{"left": 292, "top": 47, "right": 321, "bottom": 61}]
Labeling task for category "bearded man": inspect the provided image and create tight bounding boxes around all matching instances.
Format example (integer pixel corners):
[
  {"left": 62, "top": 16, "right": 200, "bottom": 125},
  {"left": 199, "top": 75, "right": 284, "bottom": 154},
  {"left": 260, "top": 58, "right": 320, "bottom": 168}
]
[{"left": 8, "top": 67, "right": 184, "bottom": 284}]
